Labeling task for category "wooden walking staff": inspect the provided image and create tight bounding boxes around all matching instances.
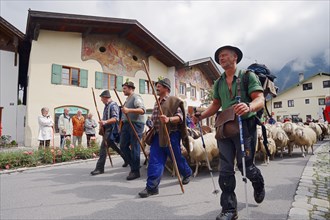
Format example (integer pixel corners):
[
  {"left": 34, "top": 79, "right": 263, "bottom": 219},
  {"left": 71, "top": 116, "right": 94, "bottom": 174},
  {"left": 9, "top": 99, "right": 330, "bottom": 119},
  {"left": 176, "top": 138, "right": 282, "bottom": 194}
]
[
  {"left": 92, "top": 88, "right": 113, "bottom": 167},
  {"left": 113, "top": 89, "right": 148, "bottom": 161},
  {"left": 142, "top": 60, "right": 184, "bottom": 193}
]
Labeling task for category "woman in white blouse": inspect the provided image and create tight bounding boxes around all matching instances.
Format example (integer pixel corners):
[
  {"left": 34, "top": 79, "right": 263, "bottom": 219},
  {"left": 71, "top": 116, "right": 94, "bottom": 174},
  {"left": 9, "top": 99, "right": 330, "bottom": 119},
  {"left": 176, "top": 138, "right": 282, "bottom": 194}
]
[{"left": 38, "top": 107, "right": 54, "bottom": 148}]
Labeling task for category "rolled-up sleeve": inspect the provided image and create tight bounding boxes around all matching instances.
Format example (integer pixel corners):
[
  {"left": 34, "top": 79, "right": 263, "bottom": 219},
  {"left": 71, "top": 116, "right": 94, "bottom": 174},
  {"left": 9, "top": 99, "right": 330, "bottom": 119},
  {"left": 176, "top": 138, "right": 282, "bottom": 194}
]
[
  {"left": 134, "top": 96, "right": 146, "bottom": 113},
  {"left": 174, "top": 107, "right": 183, "bottom": 123}
]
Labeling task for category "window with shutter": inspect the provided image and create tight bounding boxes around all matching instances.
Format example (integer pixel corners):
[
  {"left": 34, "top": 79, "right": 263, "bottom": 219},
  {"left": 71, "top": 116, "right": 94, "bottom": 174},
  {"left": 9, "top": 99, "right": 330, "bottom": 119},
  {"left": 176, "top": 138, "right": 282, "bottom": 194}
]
[{"left": 52, "top": 64, "right": 87, "bottom": 87}]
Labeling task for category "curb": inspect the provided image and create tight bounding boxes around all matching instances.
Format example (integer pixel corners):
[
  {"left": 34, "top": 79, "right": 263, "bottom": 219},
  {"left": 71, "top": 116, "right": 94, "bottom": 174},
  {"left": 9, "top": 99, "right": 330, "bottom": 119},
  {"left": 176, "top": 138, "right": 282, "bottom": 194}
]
[
  {"left": 287, "top": 140, "right": 330, "bottom": 220},
  {"left": 0, "top": 157, "right": 101, "bottom": 175}
]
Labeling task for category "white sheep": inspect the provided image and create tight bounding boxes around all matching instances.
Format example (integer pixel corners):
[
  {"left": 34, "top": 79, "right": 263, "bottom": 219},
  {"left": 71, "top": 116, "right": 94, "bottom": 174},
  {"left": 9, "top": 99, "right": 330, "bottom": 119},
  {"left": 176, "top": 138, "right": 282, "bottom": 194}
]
[
  {"left": 188, "top": 133, "right": 219, "bottom": 177},
  {"left": 309, "top": 122, "right": 323, "bottom": 141},
  {"left": 294, "top": 126, "right": 317, "bottom": 157},
  {"left": 256, "top": 125, "right": 276, "bottom": 164},
  {"left": 272, "top": 126, "right": 289, "bottom": 158},
  {"left": 282, "top": 122, "right": 299, "bottom": 156}
]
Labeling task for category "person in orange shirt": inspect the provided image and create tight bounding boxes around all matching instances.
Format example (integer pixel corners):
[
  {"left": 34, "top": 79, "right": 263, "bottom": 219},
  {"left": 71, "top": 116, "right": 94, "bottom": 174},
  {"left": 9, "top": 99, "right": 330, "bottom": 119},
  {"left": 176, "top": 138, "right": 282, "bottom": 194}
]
[{"left": 72, "top": 110, "right": 85, "bottom": 147}]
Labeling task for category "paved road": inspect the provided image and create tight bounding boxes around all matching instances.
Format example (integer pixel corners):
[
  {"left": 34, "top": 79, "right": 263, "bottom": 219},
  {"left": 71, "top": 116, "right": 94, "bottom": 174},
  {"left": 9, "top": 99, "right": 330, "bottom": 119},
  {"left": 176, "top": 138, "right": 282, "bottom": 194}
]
[{"left": 0, "top": 140, "right": 328, "bottom": 220}]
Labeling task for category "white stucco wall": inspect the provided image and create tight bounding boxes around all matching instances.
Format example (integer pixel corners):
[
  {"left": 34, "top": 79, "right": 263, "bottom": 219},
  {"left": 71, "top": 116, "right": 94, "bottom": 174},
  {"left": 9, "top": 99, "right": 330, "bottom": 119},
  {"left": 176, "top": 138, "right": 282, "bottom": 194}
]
[
  {"left": 266, "top": 74, "right": 330, "bottom": 121},
  {"left": 25, "top": 30, "right": 173, "bottom": 147},
  {"left": 0, "top": 50, "right": 19, "bottom": 141}
]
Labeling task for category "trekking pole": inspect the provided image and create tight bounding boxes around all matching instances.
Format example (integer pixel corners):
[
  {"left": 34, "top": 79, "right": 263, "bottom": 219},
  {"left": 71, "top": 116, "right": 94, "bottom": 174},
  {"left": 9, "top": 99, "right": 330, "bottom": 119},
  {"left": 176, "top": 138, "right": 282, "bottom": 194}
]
[
  {"left": 194, "top": 108, "right": 219, "bottom": 195},
  {"left": 236, "top": 96, "right": 249, "bottom": 218}
]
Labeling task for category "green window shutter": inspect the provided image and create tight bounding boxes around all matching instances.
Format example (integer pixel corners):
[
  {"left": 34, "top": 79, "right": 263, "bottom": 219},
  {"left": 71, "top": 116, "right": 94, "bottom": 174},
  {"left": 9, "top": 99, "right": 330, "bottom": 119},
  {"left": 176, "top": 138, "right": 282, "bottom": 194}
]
[
  {"left": 51, "top": 64, "right": 62, "bottom": 84},
  {"left": 139, "top": 79, "right": 145, "bottom": 94},
  {"left": 79, "top": 69, "right": 88, "bottom": 88},
  {"left": 95, "top": 72, "right": 103, "bottom": 89},
  {"left": 116, "top": 76, "right": 123, "bottom": 92}
]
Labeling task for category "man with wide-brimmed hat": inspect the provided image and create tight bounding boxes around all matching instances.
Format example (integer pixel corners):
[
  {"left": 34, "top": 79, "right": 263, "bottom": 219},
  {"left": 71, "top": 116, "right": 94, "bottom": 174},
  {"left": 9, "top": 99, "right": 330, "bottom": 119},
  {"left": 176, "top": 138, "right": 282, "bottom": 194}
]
[
  {"left": 138, "top": 77, "right": 192, "bottom": 198},
  {"left": 90, "top": 90, "right": 128, "bottom": 175},
  {"left": 193, "top": 45, "right": 266, "bottom": 220},
  {"left": 119, "top": 80, "right": 146, "bottom": 180}
]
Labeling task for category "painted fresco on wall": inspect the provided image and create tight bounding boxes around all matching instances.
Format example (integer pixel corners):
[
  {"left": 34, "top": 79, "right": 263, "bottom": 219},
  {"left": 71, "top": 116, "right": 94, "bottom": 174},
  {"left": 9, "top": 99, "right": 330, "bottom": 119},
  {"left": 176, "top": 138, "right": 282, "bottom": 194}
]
[
  {"left": 82, "top": 35, "right": 148, "bottom": 76},
  {"left": 175, "top": 66, "right": 212, "bottom": 94}
]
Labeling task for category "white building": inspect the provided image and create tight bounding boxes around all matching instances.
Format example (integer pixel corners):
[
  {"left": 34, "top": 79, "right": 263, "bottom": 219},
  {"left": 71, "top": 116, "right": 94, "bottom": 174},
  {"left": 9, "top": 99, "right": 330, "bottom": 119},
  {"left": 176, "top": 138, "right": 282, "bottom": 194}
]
[
  {"left": 0, "top": 17, "right": 26, "bottom": 144},
  {"left": 19, "top": 10, "right": 220, "bottom": 147},
  {"left": 267, "top": 72, "right": 330, "bottom": 122}
]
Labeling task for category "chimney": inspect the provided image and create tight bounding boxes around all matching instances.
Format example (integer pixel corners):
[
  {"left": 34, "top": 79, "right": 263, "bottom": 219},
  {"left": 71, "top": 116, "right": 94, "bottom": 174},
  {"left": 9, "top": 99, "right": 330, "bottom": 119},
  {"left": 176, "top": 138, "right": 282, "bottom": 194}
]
[{"left": 299, "top": 72, "right": 304, "bottom": 82}]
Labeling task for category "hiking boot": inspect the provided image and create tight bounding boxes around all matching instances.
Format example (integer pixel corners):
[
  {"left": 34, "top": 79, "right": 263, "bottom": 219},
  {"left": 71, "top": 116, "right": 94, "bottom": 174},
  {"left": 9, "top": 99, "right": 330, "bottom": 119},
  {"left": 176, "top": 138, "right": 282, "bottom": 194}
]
[
  {"left": 90, "top": 169, "right": 104, "bottom": 176},
  {"left": 138, "top": 188, "right": 159, "bottom": 198},
  {"left": 182, "top": 175, "right": 191, "bottom": 185},
  {"left": 216, "top": 211, "right": 238, "bottom": 220},
  {"left": 254, "top": 186, "right": 265, "bottom": 203},
  {"left": 126, "top": 171, "right": 140, "bottom": 180}
]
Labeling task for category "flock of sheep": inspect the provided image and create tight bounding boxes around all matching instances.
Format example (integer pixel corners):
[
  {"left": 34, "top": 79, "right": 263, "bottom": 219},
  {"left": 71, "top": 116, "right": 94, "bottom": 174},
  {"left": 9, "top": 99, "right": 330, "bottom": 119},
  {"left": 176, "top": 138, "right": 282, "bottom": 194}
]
[{"left": 141, "top": 121, "right": 329, "bottom": 177}]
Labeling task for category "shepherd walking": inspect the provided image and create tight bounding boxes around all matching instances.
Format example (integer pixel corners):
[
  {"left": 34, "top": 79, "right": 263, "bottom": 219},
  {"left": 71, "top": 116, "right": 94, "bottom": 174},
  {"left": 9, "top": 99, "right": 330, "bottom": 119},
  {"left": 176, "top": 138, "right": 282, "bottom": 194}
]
[
  {"left": 90, "top": 90, "right": 127, "bottom": 175},
  {"left": 119, "top": 81, "right": 146, "bottom": 181},
  {"left": 138, "top": 77, "right": 192, "bottom": 198},
  {"left": 193, "top": 45, "right": 265, "bottom": 220}
]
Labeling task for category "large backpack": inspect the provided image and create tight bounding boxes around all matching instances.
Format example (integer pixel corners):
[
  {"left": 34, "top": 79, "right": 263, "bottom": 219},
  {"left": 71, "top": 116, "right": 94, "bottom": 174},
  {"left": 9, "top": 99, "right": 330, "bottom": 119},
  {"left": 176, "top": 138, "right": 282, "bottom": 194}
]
[
  {"left": 244, "top": 63, "right": 278, "bottom": 118},
  {"left": 243, "top": 63, "right": 278, "bottom": 157}
]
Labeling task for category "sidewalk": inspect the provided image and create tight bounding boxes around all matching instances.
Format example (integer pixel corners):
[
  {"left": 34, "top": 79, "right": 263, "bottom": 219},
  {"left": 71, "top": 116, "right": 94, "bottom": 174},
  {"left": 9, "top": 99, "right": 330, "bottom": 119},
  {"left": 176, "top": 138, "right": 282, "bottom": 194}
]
[{"left": 288, "top": 140, "right": 330, "bottom": 220}]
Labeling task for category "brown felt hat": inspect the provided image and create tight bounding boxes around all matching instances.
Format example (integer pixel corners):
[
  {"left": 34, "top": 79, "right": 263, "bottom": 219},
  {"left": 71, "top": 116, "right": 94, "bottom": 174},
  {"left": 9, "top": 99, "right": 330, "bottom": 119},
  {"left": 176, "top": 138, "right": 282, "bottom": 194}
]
[{"left": 155, "top": 78, "right": 171, "bottom": 90}]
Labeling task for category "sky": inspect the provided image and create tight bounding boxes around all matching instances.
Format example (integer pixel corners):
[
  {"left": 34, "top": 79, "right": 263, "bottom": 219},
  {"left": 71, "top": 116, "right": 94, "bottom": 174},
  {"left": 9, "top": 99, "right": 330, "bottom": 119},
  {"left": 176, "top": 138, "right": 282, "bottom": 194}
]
[{"left": 1, "top": 0, "right": 329, "bottom": 73}]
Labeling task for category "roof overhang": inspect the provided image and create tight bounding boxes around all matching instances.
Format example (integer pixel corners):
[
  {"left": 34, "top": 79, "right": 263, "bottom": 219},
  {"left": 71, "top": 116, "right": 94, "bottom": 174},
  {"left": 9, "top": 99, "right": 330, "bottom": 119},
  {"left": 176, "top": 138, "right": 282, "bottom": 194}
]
[
  {"left": 185, "top": 57, "right": 221, "bottom": 82},
  {"left": 0, "top": 17, "right": 25, "bottom": 66},
  {"left": 25, "top": 10, "right": 185, "bottom": 67}
]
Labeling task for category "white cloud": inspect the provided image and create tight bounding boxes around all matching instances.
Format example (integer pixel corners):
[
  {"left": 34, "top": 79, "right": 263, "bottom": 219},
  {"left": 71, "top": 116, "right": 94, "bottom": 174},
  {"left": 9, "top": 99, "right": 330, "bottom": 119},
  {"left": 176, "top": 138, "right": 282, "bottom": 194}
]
[
  {"left": 291, "top": 57, "right": 315, "bottom": 72},
  {"left": 323, "top": 48, "right": 330, "bottom": 66},
  {"left": 1, "top": 0, "right": 329, "bottom": 73}
]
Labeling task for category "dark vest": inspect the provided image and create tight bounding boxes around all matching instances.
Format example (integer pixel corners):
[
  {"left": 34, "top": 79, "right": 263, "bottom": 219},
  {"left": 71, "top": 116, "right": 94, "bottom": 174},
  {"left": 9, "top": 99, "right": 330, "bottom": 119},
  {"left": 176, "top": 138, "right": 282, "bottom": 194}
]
[{"left": 158, "top": 96, "right": 189, "bottom": 151}]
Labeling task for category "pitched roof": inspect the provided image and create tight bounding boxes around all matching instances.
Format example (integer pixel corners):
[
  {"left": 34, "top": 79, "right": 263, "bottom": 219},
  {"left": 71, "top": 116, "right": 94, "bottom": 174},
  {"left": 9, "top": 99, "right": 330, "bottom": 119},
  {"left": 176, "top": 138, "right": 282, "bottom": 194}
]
[
  {"left": 0, "top": 16, "right": 25, "bottom": 52},
  {"left": 185, "top": 57, "right": 221, "bottom": 82},
  {"left": 25, "top": 10, "right": 185, "bottom": 67}
]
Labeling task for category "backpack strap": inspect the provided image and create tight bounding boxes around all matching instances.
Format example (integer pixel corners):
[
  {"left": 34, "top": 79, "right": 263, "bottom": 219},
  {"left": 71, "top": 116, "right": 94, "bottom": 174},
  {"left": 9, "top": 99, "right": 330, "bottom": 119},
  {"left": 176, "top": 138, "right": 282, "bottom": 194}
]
[
  {"left": 243, "top": 70, "right": 271, "bottom": 157},
  {"left": 243, "top": 70, "right": 272, "bottom": 118},
  {"left": 243, "top": 70, "right": 251, "bottom": 101}
]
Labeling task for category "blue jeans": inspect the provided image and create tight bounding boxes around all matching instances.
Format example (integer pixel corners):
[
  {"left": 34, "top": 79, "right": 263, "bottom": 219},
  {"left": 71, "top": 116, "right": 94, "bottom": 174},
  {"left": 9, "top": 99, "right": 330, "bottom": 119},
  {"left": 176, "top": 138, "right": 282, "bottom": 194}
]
[
  {"left": 146, "top": 131, "right": 192, "bottom": 190},
  {"left": 119, "top": 122, "right": 144, "bottom": 173}
]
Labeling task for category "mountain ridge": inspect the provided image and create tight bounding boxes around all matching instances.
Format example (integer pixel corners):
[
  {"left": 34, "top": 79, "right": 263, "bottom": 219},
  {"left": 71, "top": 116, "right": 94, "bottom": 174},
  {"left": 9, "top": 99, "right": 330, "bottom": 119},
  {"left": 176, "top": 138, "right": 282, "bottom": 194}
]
[{"left": 272, "top": 55, "right": 329, "bottom": 93}]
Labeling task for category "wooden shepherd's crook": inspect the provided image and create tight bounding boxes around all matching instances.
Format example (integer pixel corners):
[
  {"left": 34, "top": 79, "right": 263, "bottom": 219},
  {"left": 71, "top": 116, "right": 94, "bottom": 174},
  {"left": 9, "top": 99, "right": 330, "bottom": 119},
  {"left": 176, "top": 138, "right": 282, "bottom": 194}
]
[
  {"left": 92, "top": 87, "right": 113, "bottom": 167},
  {"left": 142, "top": 60, "right": 184, "bottom": 193},
  {"left": 113, "top": 89, "right": 148, "bottom": 161}
]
